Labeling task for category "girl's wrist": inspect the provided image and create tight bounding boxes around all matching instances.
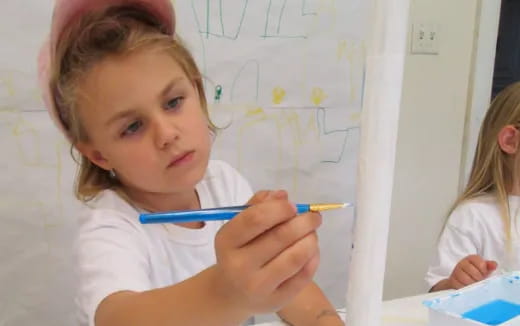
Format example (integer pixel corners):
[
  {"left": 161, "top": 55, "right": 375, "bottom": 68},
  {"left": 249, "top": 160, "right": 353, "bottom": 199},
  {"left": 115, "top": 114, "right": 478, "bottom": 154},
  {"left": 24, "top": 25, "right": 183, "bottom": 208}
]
[{"left": 206, "top": 265, "right": 254, "bottom": 322}]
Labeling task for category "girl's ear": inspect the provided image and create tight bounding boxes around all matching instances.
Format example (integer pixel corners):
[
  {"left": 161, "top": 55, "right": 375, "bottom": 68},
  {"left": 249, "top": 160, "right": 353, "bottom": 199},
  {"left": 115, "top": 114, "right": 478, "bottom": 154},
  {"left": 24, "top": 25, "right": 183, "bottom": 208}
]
[
  {"left": 75, "top": 141, "right": 112, "bottom": 171},
  {"left": 498, "top": 125, "right": 520, "bottom": 155}
]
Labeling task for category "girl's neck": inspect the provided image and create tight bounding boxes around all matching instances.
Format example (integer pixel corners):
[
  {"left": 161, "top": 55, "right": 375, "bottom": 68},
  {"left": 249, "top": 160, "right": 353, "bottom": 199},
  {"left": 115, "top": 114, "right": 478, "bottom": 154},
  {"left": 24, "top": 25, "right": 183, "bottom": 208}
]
[
  {"left": 511, "top": 187, "right": 520, "bottom": 196},
  {"left": 124, "top": 187, "right": 203, "bottom": 229},
  {"left": 507, "top": 180, "right": 520, "bottom": 196},
  {"left": 505, "top": 177, "right": 520, "bottom": 196}
]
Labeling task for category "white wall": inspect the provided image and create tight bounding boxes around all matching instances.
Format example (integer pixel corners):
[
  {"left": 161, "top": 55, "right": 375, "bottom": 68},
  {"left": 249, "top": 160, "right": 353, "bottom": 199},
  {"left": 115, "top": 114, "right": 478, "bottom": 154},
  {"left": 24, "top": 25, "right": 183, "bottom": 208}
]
[{"left": 384, "top": 0, "right": 482, "bottom": 299}]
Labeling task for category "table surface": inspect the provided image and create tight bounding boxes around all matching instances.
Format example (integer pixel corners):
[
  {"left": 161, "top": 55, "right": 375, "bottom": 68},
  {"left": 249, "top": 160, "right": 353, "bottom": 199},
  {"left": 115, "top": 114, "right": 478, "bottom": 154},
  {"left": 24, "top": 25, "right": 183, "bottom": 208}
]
[{"left": 254, "top": 291, "right": 451, "bottom": 326}]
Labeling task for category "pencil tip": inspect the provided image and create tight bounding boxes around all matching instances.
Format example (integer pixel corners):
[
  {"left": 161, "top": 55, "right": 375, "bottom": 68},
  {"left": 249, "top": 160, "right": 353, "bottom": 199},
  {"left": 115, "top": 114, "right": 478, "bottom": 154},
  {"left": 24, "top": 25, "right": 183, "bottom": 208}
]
[{"left": 309, "top": 203, "right": 351, "bottom": 212}]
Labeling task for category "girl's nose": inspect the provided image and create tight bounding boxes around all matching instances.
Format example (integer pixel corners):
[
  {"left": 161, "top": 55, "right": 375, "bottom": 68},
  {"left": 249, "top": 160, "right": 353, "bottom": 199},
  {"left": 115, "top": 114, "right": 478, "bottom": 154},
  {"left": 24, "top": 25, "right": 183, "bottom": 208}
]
[{"left": 153, "top": 115, "right": 180, "bottom": 149}]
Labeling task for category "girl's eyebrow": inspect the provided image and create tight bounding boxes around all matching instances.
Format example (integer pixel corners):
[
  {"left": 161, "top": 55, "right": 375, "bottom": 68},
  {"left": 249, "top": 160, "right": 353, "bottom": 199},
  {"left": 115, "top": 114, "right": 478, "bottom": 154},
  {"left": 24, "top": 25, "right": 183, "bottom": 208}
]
[
  {"left": 159, "top": 77, "right": 186, "bottom": 99},
  {"left": 104, "top": 109, "right": 139, "bottom": 127},
  {"left": 104, "top": 77, "right": 187, "bottom": 127}
]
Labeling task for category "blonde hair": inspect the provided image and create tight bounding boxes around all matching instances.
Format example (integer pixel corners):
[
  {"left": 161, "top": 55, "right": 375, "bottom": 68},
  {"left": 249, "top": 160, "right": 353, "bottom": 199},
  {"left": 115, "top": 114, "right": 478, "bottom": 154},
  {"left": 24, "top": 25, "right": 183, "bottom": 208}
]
[
  {"left": 50, "top": 5, "right": 213, "bottom": 202},
  {"left": 451, "top": 82, "right": 520, "bottom": 242}
]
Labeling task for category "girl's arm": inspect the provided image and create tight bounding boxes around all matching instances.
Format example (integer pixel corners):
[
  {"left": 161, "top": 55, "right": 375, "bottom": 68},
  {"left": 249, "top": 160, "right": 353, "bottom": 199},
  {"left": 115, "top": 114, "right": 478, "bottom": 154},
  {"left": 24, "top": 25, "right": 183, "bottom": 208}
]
[
  {"left": 429, "top": 255, "right": 497, "bottom": 292},
  {"left": 429, "top": 278, "right": 452, "bottom": 292},
  {"left": 425, "top": 204, "right": 484, "bottom": 291},
  {"left": 277, "top": 282, "right": 343, "bottom": 326},
  {"left": 95, "top": 266, "right": 251, "bottom": 326},
  {"left": 95, "top": 191, "right": 322, "bottom": 326}
]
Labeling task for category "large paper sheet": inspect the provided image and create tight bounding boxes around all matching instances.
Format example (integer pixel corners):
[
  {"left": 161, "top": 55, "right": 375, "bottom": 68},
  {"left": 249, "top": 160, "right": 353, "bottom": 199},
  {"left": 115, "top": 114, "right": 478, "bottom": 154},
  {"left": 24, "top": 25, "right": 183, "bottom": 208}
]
[{"left": 0, "top": 1, "right": 369, "bottom": 324}]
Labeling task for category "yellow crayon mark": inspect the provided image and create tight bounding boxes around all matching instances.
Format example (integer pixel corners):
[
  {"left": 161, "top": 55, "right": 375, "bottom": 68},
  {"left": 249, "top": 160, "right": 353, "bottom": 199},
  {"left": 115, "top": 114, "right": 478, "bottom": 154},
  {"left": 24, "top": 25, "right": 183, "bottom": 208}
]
[
  {"left": 272, "top": 87, "right": 286, "bottom": 105},
  {"left": 0, "top": 74, "right": 15, "bottom": 97},
  {"left": 337, "top": 40, "right": 367, "bottom": 104},
  {"left": 236, "top": 106, "right": 324, "bottom": 197},
  {"left": 311, "top": 87, "right": 327, "bottom": 106},
  {"left": 350, "top": 112, "right": 361, "bottom": 122},
  {"left": 246, "top": 107, "right": 264, "bottom": 117},
  {"left": 306, "top": 112, "right": 320, "bottom": 141},
  {"left": 337, "top": 40, "right": 348, "bottom": 61}
]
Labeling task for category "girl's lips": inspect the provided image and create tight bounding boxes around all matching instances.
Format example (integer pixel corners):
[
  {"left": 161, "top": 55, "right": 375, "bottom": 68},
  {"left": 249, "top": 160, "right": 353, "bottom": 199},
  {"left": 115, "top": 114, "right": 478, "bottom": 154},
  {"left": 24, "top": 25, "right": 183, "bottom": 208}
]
[{"left": 168, "top": 151, "right": 195, "bottom": 167}]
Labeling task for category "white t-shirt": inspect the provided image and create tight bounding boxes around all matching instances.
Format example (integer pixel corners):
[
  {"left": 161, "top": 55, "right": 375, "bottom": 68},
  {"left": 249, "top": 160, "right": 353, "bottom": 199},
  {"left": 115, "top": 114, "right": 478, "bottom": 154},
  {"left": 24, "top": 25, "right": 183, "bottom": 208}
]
[
  {"left": 426, "top": 194, "right": 520, "bottom": 289},
  {"left": 75, "top": 160, "right": 253, "bottom": 326}
]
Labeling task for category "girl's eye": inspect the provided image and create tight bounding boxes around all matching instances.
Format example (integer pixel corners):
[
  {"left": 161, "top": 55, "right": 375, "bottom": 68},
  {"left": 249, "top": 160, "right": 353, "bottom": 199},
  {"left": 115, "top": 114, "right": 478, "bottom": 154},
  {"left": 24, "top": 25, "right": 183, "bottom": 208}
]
[
  {"left": 122, "top": 120, "right": 143, "bottom": 137},
  {"left": 166, "top": 97, "right": 184, "bottom": 111}
]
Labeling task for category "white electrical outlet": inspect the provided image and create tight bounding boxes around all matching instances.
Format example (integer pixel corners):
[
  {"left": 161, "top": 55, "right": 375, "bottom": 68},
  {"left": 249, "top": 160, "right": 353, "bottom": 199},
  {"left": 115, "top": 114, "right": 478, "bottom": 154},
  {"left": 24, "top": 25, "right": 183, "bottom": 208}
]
[{"left": 411, "top": 22, "right": 439, "bottom": 55}]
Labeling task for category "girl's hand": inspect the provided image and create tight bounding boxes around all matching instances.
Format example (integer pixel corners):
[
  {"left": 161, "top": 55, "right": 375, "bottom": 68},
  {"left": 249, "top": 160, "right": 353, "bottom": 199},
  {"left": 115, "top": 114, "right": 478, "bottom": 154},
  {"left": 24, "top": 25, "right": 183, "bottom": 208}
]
[
  {"left": 213, "top": 190, "right": 322, "bottom": 316},
  {"left": 448, "top": 255, "right": 497, "bottom": 289}
]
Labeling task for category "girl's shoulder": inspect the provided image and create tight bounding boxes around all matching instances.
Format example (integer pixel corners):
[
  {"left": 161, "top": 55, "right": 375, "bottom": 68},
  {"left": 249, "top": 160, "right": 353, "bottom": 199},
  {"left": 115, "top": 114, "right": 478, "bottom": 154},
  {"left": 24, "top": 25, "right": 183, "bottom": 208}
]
[
  {"left": 78, "top": 189, "right": 142, "bottom": 231},
  {"left": 200, "top": 160, "right": 248, "bottom": 189},
  {"left": 199, "top": 160, "right": 253, "bottom": 206},
  {"left": 456, "top": 194, "right": 498, "bottom": 211},
  {"left": 449, "top": 194, "right": 501, "bottom": 228},
  {"left": 84, "top": 189, "right": 137, "bottom": 215}
]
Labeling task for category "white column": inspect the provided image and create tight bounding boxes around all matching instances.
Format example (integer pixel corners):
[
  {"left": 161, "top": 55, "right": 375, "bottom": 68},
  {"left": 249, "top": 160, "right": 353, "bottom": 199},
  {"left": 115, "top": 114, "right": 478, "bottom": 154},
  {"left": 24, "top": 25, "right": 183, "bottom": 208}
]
[
  {"left": 461, "top": 0, "right": 502, "bottom": 185},
  {"left": 345, "top": 1, "right": 411, "bottom": 325}
]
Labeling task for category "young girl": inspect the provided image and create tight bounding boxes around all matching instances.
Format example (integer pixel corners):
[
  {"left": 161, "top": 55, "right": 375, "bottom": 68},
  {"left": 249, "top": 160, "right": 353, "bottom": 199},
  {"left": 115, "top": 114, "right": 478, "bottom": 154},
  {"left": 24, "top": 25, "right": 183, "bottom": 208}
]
[
  {"left": 426, "top": 82, "right": 520, "bottom": 292},
  {"left": 39, "top": 0, "right": 343, "bottom": 325}
]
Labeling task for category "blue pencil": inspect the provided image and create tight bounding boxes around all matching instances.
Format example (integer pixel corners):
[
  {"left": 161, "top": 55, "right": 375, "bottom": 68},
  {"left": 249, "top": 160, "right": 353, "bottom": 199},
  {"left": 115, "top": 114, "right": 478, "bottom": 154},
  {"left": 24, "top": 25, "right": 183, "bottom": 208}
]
[{"left": 139, "top": 203, "right": 350, "bottom": 224}]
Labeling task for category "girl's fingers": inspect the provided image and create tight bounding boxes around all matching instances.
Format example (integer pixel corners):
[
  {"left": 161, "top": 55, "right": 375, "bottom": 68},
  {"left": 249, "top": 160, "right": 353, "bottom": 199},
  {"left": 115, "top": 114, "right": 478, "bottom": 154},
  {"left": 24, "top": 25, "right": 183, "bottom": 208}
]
[
  {"left": 217, "top": 200, "right": 297, "bottom": 249},
  {"left": 462, "top": 262, "right": 485, "bottom": 282},
  {"left": 271, "top": 252, "right": 320, "bottom": 305},
  {"left": 241, "top": 212, "right": 322, "bottom": 268},
  {"left": 254, "top": 232, "right": 319, "bottom": 293}
]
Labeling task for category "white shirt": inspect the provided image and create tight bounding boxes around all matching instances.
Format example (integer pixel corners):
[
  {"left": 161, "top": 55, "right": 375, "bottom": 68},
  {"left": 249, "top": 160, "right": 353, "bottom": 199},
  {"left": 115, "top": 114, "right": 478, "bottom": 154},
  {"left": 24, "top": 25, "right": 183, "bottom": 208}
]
[
  {"left": 426, "top": 194, "right": 520, "bottom": 289},
  {"left": 75, "top": 160, "right": 253, "bottom": 326}
]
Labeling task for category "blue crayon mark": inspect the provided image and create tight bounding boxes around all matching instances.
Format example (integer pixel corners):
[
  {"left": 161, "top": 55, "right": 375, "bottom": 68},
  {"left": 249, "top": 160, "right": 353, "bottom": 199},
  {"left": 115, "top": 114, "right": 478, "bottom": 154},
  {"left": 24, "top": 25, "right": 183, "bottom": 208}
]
[{"left": 316, "top": 108, "right": 359, "bottom": 164}]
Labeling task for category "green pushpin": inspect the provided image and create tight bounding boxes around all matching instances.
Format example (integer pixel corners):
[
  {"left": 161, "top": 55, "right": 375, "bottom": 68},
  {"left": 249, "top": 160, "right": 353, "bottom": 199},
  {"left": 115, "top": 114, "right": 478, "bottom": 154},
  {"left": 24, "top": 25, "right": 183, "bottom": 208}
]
[{"left": 214, "top": 85, "right": 223, "bottom": 103}]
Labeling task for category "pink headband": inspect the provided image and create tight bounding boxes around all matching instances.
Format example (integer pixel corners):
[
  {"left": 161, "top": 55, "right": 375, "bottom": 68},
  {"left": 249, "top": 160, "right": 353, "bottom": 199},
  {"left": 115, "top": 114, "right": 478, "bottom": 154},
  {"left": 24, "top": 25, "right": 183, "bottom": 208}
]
[{"left": 38, "top": 0, "right": 175, "bottom": 138}]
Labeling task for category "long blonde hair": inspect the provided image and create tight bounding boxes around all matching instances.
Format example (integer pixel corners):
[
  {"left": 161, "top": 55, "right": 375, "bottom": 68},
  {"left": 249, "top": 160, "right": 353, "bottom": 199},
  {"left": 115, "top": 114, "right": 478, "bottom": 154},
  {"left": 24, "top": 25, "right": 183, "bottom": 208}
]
[
  {"left": 452, "top": 82, "right": 520, "bottom": 242},
  {"left": 50, "top": 5, "right": 213, "bottom": 202}
]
